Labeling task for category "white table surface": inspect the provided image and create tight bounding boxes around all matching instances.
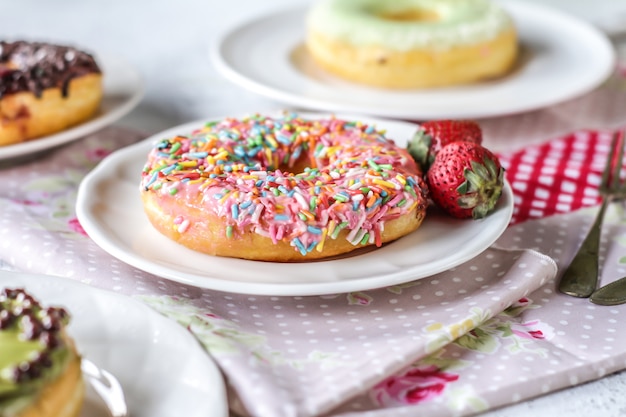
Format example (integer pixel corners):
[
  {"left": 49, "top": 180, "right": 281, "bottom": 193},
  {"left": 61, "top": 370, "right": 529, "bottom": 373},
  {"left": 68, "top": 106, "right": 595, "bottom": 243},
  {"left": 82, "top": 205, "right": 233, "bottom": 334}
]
[{"left": 1, "top": 0, "right": 625, "bottom": 416}]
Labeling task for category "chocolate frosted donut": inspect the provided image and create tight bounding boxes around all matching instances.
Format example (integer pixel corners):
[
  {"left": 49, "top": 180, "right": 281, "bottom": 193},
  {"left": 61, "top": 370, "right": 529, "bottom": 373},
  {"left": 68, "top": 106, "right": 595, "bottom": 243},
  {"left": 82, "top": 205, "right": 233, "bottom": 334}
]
[
  {"left": 0, "top": 41, "right": 101, "bottom": 98},
  {"left": 0, "top": 288, "right": 85, "bottom": 417},
  {"left": 0, "top": 40, "right": 103, "bottom": 147}
]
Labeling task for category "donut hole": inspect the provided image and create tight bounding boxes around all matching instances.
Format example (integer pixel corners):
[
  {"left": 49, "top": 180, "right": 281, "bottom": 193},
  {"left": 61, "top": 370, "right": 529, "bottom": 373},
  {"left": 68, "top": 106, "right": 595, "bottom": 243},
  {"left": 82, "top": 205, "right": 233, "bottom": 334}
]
[
  {"left": 277, "top": 156, "right": 315, "bottom": 176},
  {"left": 378, "top": 9, "right": 440, "bottom": 22}
]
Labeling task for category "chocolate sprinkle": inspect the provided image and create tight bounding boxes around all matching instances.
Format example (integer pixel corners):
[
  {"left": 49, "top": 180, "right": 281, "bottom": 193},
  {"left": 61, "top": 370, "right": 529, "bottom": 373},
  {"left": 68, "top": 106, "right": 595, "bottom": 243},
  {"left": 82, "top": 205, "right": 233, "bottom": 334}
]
[{"left": 0, "top": 288, "right": 71, "bottom": 383}]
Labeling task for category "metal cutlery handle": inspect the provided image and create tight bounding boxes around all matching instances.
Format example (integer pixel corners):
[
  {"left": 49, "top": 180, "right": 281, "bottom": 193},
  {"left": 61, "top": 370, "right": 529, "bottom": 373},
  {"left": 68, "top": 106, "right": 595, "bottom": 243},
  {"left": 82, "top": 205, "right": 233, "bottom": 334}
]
[
  {"left": 558, "top": 130, "right": 625, "bottom": 299},
  {"left": 558, "top": 199, "right": 609, "bottom": 298}
]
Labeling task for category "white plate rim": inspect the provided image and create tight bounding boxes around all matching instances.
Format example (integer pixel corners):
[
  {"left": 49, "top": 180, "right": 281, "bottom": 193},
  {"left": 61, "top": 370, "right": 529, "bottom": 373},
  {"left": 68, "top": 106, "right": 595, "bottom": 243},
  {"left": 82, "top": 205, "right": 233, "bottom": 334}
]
[
  {"left": 0, "top": 270, "right": 228, "bottom": 417},
  {"left": 0, "top": 52, "right": 144, "bottom": 161},
  {"left": 210, "top": 0, "right": 616, "bottom": 119},
  {"left": 76, "top": 112, "right": 514, "bottom": 296}
]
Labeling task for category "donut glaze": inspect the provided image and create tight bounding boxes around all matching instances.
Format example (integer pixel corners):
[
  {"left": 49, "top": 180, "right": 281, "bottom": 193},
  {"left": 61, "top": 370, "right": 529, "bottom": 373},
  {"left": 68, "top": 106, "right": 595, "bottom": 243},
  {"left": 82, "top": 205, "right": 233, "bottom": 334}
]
[
  {"left": 307, "top": 0, "right": 513, "bottom": 51},
  {"left": 140, "top": 114, "right": 429, "bottom": 261}
]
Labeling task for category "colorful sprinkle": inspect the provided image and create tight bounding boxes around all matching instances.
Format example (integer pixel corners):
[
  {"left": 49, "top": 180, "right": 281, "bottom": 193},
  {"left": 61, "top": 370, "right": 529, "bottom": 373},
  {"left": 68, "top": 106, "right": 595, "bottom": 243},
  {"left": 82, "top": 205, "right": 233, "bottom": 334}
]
[{"left": 141, "top": 114, "right": 428, "bottom": 257}]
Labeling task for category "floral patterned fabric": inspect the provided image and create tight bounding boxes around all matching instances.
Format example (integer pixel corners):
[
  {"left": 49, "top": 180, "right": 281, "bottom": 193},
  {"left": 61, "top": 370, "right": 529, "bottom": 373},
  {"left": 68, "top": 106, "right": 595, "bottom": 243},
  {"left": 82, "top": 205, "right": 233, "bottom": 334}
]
[
  {"left": 0, "top": 123, "right": 624, "bottom": 417},
  {"left": 135, "top": 246, "right": 554, "bottom": 417},
  {"left": 0, "top": 42, "right": 625, "bottom": 417}
]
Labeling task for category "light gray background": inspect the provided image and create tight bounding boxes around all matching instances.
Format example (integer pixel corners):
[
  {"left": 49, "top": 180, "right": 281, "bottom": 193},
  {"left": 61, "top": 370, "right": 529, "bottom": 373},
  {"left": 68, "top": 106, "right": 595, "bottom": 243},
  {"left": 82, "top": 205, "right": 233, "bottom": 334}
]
[{"left": 1, "top": 1, "right": 625, "bottom": 416}]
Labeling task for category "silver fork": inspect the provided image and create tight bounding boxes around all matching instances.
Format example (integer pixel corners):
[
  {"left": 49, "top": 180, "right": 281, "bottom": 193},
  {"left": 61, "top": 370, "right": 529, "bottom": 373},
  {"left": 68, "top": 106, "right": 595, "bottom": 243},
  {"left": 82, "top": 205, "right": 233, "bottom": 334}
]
[
  {"left": 558, "top": 130, "right": 626, "bottom": 298},
  {"left": 82, "top": 358, "right": 129, "bottom": 417}
]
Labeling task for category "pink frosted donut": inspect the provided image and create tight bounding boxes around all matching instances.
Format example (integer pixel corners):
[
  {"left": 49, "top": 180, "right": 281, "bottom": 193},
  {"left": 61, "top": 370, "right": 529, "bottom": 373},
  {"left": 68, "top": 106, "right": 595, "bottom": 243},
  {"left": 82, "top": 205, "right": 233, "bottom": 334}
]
[{"left": 140, "top": 113, "right": 429, "bottom": 261}]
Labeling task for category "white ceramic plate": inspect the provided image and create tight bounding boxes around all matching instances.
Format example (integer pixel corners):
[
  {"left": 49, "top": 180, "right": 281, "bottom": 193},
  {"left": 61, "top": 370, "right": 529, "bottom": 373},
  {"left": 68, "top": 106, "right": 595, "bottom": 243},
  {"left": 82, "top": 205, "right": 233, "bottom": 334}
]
[
  {"left": 0, "top": 271, "right": 228, "bottom": 417},
  {"left": 211, "top": 0, "right": 615, "bottom": 120},
  {"left": 76, "top": 113, "right": 514, "bottom": 296},
  {"left": 0, "top": 52, "right": 143, "bottom": 161}
]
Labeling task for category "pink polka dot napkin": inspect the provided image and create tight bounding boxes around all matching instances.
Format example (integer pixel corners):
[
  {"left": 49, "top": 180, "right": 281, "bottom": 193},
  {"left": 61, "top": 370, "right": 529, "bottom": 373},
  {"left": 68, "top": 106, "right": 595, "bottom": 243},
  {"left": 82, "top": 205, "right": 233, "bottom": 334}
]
[{"left": 0, "top": 120, "right": 625, "bottom": 417}]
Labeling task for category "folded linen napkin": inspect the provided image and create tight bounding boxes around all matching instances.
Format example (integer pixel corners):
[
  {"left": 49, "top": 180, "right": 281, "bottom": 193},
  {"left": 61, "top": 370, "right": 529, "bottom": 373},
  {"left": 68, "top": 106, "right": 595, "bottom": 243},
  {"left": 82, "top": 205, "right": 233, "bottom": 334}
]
[
  {"left": 0, "top": 126, "right": 556, "bottom": 417},
  {"left": 327, "top": 205, "right": 626, "bottom": 416},
  {"left": 0, "top": 125, "right": 625, "bottom": 417},
  {"left": 139, "top": 247, "right": 554, "bottom": 417}
]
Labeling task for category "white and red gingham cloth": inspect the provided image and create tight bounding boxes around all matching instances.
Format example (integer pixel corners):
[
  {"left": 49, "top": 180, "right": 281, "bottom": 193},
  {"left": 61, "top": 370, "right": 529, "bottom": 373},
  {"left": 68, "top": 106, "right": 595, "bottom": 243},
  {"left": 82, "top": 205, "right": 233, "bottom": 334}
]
[{"left": 498, "top": 129, "right": 619, "bottom": 225}]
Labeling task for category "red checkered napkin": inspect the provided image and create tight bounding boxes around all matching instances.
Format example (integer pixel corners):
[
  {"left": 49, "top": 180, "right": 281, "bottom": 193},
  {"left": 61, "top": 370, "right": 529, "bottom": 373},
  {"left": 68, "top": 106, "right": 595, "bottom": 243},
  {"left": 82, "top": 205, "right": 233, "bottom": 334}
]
[{"left": 497, "top": 130, "right": 621, "bottom": 225}]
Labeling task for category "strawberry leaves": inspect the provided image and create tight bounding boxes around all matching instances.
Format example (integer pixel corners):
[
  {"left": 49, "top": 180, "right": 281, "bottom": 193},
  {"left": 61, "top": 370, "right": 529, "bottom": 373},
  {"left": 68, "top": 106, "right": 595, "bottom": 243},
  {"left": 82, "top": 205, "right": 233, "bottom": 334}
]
[
  {"left": 408, "top": 120, "right": 482, "bottom": 171},
  {"left": 407, "top": 129, "right": 433, "bottom": 169}
]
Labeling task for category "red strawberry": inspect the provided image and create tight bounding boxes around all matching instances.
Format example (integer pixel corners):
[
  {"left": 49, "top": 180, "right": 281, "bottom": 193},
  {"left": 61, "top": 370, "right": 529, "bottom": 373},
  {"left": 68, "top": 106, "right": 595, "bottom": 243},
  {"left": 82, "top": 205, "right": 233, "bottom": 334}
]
[
  {"left": 408, "top": 120, "right": 482, "bottom": 171},
  {"left": 427, "top": 141, "right": 504, "bottom": 219}
]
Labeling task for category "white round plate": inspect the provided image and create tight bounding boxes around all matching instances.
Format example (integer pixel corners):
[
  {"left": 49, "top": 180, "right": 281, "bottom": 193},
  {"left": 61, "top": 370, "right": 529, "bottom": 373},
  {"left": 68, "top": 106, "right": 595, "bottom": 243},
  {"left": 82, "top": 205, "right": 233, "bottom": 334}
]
[
  {"left": 76, "top": 112, "right": 514, "bottom": 296},
  {"left": 0, "top": 52, "right": 143, "bottom": 161},
  {"left": 0, "top": 271, "right": 228, "bottom": 417},
  {"left": 211, "top": 0, "right": 615, "bottom": 120}
]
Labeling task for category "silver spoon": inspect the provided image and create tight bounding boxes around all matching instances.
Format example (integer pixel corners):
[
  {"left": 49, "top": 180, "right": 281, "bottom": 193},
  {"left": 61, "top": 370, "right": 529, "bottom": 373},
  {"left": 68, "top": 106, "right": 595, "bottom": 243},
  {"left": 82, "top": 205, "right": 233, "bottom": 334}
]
[
  {"left": 81, "top": 359, "right": 129, "bottom": 417},
  {"left": 590, "top": 276, "right": 626, "bottom": 305}
]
